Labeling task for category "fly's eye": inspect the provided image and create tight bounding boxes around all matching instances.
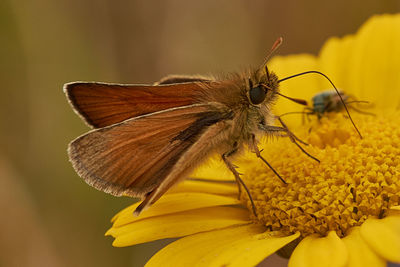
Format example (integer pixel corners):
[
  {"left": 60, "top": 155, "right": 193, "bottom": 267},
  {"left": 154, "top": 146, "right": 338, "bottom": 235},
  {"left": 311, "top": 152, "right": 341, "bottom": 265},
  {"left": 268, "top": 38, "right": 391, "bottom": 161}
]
[{"left": 249, "top": 85, "right": 266, "bottom": 104}]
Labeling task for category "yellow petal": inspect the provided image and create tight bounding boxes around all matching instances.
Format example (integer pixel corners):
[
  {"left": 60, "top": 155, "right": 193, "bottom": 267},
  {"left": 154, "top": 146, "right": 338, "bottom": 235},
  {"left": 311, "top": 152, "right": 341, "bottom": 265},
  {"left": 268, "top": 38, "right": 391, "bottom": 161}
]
[
  {"left": 107, "top": 206, "right": 250, "bottom": 247},
  {"left": 146, "top": 224, "right": 300, "bottom": 267},
  {"left": 342, "top": 227, "right": 385, "bottom": 267},
  {"left": 349, "top": 14, "right": 400, "bottom": 111},
  {"left": 319, "top": 14, "right": 400, "bottom": 112},
  {"left": 190, "top": 154, "right": 235, "bottom": 181},
  {"left": 387, "top": 207, "right": 400, "bottom": 217},
  {"left": 289, "top": 231, "right": 348, "bottom": 267},
  {"left": 167, "top": 179, "right": 237, "bottom": 196},
  {"left": 360, "top": 215, "right": 400, "bottom": 263},
  {"left": 112, "top": 192, "right": 240, "bottom": 227},
  {"left": 318, "top": 35, "right": 355, "bottom": 93},
  {"left": 269, "top": 54, "right": 319, "bottom": 128}
]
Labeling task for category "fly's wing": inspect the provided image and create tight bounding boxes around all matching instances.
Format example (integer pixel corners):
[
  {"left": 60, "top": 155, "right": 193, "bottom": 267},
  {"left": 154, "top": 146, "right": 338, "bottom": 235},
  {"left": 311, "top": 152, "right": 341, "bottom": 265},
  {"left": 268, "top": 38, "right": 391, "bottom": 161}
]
[
  {"left": 68, "top": 104, "right": 231, "bottom": 199},
  {"left": 64, "top": 81, "right": 209, "bottom": 128}
]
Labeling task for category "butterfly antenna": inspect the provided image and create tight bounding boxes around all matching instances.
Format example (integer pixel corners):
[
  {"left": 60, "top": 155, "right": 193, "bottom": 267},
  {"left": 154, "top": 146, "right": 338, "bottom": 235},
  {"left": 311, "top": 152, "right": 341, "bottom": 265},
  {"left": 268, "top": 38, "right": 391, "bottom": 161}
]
[
  {"left": 278, "top": 70, "right": 362, "bottom": 139},
  {"left": 261, "top": 37, "right": 283, "bottom": 68},
  {"left": 261, "top": 37, "right": 283, "bottom": 82},
  {"left": 260, "top": 83, "right": 308, "bottom": 106}
]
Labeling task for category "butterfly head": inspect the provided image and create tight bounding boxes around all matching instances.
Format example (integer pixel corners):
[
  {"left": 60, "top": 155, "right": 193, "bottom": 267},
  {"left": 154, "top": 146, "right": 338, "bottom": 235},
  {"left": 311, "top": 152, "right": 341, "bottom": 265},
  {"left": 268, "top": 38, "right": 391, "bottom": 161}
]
[{"left": 247, "top": 66, "right": 280, "bottom": 106}]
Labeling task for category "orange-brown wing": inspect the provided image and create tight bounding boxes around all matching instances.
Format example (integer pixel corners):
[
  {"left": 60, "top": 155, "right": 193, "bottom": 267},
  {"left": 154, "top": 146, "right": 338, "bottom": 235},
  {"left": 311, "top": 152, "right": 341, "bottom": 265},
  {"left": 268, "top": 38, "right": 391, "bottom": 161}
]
[
  {"left": 64, "top": 81, "right": 207, "bottom": 128},
  {"left": 68, "top": 104, "right": 232, "bottom": 198}
]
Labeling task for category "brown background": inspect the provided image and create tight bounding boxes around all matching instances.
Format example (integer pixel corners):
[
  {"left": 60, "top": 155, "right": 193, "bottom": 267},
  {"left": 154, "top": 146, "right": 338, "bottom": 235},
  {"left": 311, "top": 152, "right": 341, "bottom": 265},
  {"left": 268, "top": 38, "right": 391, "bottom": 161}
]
[{"left": 1, "top": 1, "right": 399, "bottom": 266}]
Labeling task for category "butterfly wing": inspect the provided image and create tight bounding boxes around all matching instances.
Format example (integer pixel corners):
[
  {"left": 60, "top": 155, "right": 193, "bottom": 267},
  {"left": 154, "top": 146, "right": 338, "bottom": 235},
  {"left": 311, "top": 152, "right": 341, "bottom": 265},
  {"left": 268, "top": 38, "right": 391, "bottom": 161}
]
[
  {"left": 64, "top": 81, "right": 208, "bottom": 128},
  {"left": 155, "top": 75, "right": 211, "bottom": 85},
  {"left": 68, "top": 104, "right": 233, "bottom": 199}
]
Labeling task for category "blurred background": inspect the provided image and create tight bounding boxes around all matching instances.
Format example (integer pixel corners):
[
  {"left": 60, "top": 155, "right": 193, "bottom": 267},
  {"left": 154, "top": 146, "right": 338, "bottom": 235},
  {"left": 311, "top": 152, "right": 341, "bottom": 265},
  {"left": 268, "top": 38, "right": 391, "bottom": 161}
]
[{"left": 1, "top": 1, "right": 399, "bottom": 266}]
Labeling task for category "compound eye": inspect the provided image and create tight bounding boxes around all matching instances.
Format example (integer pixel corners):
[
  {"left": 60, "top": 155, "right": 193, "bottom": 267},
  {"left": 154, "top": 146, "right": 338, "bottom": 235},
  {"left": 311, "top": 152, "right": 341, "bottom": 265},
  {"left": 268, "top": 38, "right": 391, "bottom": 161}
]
[{"left": 249, "top": 85, "right": 266, "bottom": 104}]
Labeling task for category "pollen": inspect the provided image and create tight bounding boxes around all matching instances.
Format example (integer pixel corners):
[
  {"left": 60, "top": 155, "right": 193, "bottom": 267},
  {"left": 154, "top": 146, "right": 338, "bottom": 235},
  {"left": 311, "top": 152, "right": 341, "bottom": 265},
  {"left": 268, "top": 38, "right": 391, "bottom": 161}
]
[{"left": 241, "top": 112, "right": 400, "bottom": 238}]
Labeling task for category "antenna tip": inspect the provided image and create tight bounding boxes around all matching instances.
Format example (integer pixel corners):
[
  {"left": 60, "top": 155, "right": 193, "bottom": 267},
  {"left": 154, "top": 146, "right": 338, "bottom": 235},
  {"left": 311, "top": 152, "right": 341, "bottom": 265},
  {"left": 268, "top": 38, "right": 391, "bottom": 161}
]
[
  {"left": 297, "top": 99, "right": 308, "bottom": 106},
  {"left": 271, "top": 37, "right": 283, "bottom": 51}
]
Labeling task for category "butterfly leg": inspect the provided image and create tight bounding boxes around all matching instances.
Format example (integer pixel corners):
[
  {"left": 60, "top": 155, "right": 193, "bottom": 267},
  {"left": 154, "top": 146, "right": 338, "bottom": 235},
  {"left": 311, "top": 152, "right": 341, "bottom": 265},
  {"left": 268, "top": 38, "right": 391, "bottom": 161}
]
[
  {"left": 276, "top": 117, "right": 320, "bottom": 163},
  {"left": 258, "top": 120, "right": 319, "bottom": 163},
  {"left": 259, "top": 122, "right": 308, "bottom": 146},
  {"left": 222, "top": 145, "right": 258, "bottom": 217},
  {"left": 250, "top": 134, "right": 287, "bottom": 184},
  {"left": 222, "top": 145, "right": 241, "bottom": 197}
]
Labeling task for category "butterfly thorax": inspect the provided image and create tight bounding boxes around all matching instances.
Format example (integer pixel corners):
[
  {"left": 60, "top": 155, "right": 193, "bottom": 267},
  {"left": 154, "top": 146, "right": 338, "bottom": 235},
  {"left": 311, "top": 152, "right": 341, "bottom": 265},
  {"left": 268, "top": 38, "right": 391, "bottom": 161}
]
[{"left": 197, "top": 69, "right": 280, "bottom": 149}]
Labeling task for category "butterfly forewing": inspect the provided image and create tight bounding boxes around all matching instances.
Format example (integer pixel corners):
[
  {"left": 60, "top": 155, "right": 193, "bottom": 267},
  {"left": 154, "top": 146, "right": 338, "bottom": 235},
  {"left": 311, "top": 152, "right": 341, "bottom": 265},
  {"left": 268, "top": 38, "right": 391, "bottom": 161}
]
[
  {"left": 68, "top": 104, "right": 227, "bottom": 198},
  {"left": 64, "top": 82, "right": 207, "bottom": 128}
]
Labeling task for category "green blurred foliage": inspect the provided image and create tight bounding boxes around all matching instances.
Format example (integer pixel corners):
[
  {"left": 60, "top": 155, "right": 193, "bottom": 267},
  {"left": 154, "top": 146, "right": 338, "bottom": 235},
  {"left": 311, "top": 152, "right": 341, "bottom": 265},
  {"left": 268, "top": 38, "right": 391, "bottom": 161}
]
[{"left": 0, "top": 1, "right": 399, "bottom": 266}]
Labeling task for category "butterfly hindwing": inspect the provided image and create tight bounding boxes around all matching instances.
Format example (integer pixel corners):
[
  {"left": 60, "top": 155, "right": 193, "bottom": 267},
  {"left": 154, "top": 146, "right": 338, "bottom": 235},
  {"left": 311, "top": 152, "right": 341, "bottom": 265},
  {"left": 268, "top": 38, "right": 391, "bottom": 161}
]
[{"left": 68, "top": 104, "right": 232, "bottom": 198}]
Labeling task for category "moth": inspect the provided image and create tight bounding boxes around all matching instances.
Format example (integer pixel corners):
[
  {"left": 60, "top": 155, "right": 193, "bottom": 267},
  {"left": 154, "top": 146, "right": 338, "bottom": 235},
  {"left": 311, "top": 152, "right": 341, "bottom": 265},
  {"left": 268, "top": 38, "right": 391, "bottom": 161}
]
[{"left": 65, "top": 38, "right": 315, "bottom": 216}]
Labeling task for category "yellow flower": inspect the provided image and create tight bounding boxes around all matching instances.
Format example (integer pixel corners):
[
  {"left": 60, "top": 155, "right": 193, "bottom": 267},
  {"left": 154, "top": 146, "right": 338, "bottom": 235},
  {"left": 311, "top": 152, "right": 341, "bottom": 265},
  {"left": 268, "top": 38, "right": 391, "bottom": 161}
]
[{"left": 107, "top": 14, "right": 400, "bottom": 267}]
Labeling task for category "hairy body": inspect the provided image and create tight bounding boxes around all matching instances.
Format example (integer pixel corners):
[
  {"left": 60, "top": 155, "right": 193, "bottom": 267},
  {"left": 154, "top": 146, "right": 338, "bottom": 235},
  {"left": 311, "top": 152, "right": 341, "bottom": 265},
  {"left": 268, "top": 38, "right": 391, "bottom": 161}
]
[{"left": 65, "top": 62, "right": 296, "bottom": 215}]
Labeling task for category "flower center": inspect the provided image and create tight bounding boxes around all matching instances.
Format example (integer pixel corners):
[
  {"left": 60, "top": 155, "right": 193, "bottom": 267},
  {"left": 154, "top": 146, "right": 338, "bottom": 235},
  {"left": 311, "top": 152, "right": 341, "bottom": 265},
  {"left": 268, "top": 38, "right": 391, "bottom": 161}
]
[{"left": 242, "top": 112, "right": 400, "bottom": 238}]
